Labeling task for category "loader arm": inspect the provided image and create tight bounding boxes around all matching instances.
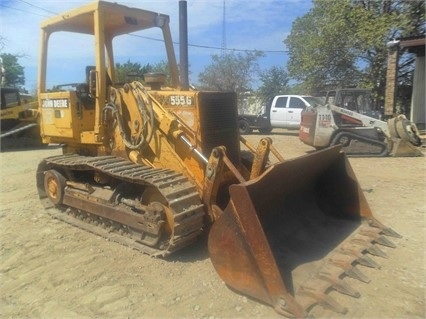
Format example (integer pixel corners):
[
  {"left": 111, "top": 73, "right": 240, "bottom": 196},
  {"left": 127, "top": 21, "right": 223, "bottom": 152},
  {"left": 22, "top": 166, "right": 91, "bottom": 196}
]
[{"left": 329, "top": 104, "right": 391, "bottom": 137}]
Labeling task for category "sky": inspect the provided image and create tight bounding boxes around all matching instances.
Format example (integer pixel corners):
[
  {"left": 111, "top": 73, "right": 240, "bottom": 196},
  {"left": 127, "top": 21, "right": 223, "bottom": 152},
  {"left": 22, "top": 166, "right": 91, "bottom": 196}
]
[{"left": 0, "top": 0, "right": 313, "bottom": 92}]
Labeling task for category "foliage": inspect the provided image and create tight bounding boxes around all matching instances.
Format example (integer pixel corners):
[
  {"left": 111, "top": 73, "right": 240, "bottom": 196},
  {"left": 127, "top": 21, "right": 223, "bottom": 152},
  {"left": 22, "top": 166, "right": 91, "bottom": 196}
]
[
  {"left": 285, "top": 82, "right": 313, "bottom": 95},
  {"left": 285, "top": 0, "right": 425, "bottom": 100},
  {"left": 0, "top": 36, "right": 5, "bottom": 51},
  {"left": 0, "top": 53, "right": 25, "bottom": 89},
  {"left": 197, "top": 51, "right": 264, "bottom": 110},
  {"left": 152, "top": 60, "right": 176, "bottom": 86},
  {"left": 114, "top": 60, "right": 171, "bottom": 85},
  {"left": 256, "top": 66, "right": 290, "bottom": 104}
]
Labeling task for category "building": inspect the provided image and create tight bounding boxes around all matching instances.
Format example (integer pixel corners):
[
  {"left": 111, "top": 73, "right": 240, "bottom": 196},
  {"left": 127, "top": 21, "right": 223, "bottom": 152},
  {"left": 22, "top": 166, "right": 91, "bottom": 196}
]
[{"left": 385, "top": 36, "right": 425, "bottom": 131}]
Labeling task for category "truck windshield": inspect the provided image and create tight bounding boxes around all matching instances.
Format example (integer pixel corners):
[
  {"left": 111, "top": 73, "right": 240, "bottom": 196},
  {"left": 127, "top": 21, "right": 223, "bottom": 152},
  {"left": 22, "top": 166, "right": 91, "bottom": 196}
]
[{"left": 303, "top": 96, "right": 325, "bottom": 107}]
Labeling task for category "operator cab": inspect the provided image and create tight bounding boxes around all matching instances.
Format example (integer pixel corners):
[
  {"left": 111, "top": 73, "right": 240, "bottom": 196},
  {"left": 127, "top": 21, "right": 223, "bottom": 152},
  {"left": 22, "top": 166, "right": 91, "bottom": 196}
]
[{"left": 37, "top": 1, "right": 178, "bottom": 146}]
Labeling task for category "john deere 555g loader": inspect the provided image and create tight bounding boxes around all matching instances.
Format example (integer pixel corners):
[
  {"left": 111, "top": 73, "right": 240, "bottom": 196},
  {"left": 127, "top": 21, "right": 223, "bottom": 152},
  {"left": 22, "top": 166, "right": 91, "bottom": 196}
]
[{"left": 36, "top": 2, "right": 400, "bottom": 317}]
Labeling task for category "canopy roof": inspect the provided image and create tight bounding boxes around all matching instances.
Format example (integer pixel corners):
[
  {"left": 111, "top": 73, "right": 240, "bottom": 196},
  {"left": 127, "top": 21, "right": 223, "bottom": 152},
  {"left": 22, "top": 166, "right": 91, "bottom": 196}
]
[{"left": 41, "top": 1, "right": 169, "bottom": 37}]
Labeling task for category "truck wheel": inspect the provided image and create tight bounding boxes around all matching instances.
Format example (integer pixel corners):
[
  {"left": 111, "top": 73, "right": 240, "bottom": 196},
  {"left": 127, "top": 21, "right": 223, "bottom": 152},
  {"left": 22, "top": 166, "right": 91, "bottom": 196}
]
[
  {"left": 44, "top": 170, "right": 67, "bottom": 205},
  {"left": 238, "top": 119, "right": 252, "bottom": 134},
  {"left": 259, "top": 127, "right": 272, "bottom": 134}
]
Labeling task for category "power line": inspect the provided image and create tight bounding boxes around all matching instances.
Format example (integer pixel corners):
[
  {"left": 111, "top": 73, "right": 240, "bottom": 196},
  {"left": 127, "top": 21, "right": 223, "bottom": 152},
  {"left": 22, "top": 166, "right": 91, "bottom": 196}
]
[
  {"left": 127, "top": 34, "right": 288, "bottom": 54},
  {"left": 4, "top": 3, "right": 288, "bottom": 55},
  {"left": 16, "top": 0, "right": 58, "bottom": 16},
  {"left": 0, "top": 3, "right": 50, "bottom": 18}
]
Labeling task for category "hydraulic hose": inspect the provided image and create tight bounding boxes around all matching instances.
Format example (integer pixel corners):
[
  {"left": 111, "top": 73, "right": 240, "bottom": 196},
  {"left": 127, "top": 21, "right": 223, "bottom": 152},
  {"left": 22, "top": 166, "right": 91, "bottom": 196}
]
[{"left": 102, "top": 82, "right": 155, "bottom": 151}]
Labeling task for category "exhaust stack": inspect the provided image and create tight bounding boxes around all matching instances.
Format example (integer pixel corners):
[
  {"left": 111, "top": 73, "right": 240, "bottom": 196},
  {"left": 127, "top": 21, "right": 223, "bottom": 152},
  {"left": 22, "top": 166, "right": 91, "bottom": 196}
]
[{"left": 179, "top": 0, "right": 189, "bottom": 90}]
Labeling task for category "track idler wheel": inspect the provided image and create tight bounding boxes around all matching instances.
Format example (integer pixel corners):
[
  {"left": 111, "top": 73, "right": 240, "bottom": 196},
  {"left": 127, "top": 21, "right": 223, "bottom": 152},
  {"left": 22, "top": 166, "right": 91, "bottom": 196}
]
[{"left": 44, "top": 170, "right": 67, "bottom": 205}]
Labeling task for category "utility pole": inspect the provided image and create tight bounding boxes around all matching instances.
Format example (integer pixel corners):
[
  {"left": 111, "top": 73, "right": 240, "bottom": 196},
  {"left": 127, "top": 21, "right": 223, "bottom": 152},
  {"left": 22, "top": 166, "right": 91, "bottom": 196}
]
[
  {"left": 179, "top": 0, "right": 189, "bottom": 90},
  {"left": 221, "top": 0, "right": 226, "bottom": 54},
  {"left": 0, "top": 57, "right": 4, "bottom": 86}
]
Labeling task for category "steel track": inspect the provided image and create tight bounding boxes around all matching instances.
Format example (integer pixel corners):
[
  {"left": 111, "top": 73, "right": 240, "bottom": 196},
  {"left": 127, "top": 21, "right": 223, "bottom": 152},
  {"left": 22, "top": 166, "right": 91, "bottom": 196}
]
[
  {"left": 331, "top": 131, "right": 389, "bottom": 157},
  {"left": 37, "top": 154, "right": 205, "bottom": 257}
]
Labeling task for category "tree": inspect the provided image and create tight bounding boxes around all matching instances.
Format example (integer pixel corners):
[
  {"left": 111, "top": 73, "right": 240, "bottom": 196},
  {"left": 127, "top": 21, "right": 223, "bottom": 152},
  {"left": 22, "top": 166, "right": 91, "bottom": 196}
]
[
  {"left": 115, "top": 60, "right": 171, "bottom": 84},
  {"left": 257, "top": 66, "right": 290, "bottom": 104},
  {"left": 0, "top": 36, "right": 5, "bottom": 51},
  {"left": 284, "top": 0, "right": 425, "bottom": 98},
  {"left": 198, "top": 51, "right": 264, "bottom": 110},
  {"left": 115, "top": 60, "right": 150, "bottom": 83},
  {"left": 387, "top": 1, "right": 425, "bottom": 84},
  {"left": 0, "top": 53, "right": 25, "bottom": 89},
  {"left": 152, "top": 60, "right": 176, "bottom": 86}
]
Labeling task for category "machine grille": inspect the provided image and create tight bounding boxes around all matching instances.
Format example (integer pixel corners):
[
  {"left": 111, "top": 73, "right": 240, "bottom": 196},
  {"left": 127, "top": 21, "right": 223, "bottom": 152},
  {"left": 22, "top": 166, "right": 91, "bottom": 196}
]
[{"left": 198, "top": 92, "right": 240, "bottom": 165}]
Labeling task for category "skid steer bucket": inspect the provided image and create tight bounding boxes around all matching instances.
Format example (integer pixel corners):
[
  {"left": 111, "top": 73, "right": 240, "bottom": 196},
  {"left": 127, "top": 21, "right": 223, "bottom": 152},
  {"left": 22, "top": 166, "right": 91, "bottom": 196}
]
[
  {"left": 208, "top": 146, "right": 400, "bottom": 317},
  {"left": 387, "top": 115, "right": 423, "bottom": 157}
]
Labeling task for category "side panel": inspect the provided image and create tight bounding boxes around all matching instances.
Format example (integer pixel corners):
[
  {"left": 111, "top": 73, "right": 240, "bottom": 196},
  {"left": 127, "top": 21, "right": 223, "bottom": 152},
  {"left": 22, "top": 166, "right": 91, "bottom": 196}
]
[
  {"left": 285, "top": 96, "right": 306, "bottom": 128},
  {"left": 299, "top": 110, "right": 317, "bottom": 146},
  {"left": 39, "top": 91, "right": 96, "bottom": 142},
  {"left": 40, "top": 91, "right": 75, "bottom": 138},
  {"left": 269, "top": 96, "right": 289, "bottom": 127},
  {"left": 299, "top": 107, "right": 335, "bottom": 147},
  {"left": 313, "top": 107, "right": 336, "bottom": 147}
]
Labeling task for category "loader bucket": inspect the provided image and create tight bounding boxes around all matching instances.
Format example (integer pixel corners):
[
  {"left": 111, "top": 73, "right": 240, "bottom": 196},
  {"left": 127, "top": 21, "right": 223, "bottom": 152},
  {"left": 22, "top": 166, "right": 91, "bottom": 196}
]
[
  {"left": 388, "top": 115, "right": 423, "bottom": 157},
  {"left": 389, "top": 137, "right": 424, "bottom": 157},
  {"left": 208, "top": 146, "right": 400, "bottom": 317}
]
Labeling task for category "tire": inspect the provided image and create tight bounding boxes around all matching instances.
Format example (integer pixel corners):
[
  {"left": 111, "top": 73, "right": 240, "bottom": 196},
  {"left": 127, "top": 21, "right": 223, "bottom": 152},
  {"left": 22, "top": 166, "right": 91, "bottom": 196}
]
[
  {"left": 44, "top": 169, "right": 67, "bottom": 205},
  {"left": 238, "top": 119, "right": 252, "bottom": 134}
]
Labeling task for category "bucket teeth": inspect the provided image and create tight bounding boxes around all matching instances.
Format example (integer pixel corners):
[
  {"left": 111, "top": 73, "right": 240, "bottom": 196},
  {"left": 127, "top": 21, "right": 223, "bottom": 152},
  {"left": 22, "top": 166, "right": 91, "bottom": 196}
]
[
  {"left": 350, "top": 236, "right": 389, "bottom": 258},
  {"left": 339, "top": 243, "right": 381, "bottom": 268},
  {"left": 358, "top": 227, "right": 397, "bottom": 248},
  {"left": 355, "top": 254, "right": 381, "bottom": 269},
  {"left": 298, "top": 286, "right": 348, "bottom": 314},
  {"left": 366, "top": 244, "right": 388, "bottom": 258},
  {"left": 373, "top": 235, "right": 397, "bottom": 248},
  {"left": 292, "top": 222, "right": 400, "bottom": 316},
  {"left": 381, "top": 227, "right": 402, "bottom": 238},
  {"left": 343, "top": 265, "right": 370, "bottom": 283},
  {"left": 359, "top": 226, "right": 383, "bottom": 237},
  {"left": 328, "top": 254, "right": 370, "bottom": 283},
  {"left": 367, "top": 218, "right": 402, "bottom": 238},
  {"left": 317, "top": 271, "right": 360, "bottom": 298}
]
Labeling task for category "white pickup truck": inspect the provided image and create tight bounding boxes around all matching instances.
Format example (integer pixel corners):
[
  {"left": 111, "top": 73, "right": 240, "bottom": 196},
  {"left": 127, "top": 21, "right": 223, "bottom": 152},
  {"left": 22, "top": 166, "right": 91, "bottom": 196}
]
[{"left": 238, "top": 95, "right": 324, "bottom": 134}]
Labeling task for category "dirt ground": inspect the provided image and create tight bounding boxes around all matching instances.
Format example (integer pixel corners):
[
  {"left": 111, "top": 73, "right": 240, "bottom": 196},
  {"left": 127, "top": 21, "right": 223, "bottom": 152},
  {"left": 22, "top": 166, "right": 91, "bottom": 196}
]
[{"left": 1, "top": 130, "right": 425, "bottom": 319}]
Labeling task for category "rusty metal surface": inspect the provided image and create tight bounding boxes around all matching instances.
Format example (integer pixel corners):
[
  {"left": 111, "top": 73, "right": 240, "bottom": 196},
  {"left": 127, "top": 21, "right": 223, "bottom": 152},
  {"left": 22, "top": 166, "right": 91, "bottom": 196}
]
[
  {"left": 249, "top": 138, "right": 271, "bottom": 179},
  {"left": 208, "top": 146, "right": 400, "bottom": 317}
]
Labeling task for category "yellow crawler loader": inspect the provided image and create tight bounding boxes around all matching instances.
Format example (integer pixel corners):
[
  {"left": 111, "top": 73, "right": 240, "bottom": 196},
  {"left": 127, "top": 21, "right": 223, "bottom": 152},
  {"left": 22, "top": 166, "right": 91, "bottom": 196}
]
[
  {"left": 0, "top": 87, "right": 42, "bottom": 149},
  {"left": 36, "top": 1, "right": 400, "bottom": 317}
]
